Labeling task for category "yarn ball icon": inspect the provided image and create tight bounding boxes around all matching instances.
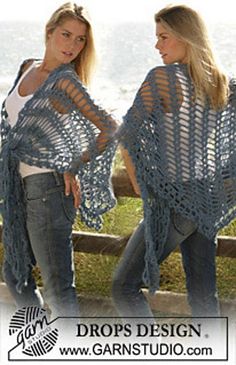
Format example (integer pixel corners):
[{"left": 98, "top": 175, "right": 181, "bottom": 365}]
[{"left": 9, "top": 306, "right": 58, "bottom": 357}]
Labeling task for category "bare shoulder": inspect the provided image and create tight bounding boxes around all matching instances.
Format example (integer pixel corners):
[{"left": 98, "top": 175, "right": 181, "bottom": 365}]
[
  {"left": 151, "top": 64, "right": 183, "bottom": 77},
  {"left": 148, "top": 65, "right": 175, "bottom": 84},
  {"left": 147, "top": 65, "right": 183, "bottom": 111},
  {"left": 56, "top": 67, "right": 85, "bottom": 95},
  {"left": 18, "top": 58, "right": 35, "bottom": 76},
  {"left": 148, "top": 66, "right": 168, "bottom": 77}
]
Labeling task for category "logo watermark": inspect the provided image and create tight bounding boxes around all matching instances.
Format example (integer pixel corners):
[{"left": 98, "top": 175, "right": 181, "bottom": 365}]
[
  {"left": 7, "top": 310, "right": 229, "bottom": 361},
  {"left": 9, "top": 307, "right": 58, "bottom": 357}
]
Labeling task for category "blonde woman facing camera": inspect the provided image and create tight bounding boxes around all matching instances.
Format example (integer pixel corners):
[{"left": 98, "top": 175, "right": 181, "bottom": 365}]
[
  {"left": 113, "top": 5, "right": 236, "bottom": 319},
  {"left": 0, "top": 3, "right": 117, "bottom": 317}
]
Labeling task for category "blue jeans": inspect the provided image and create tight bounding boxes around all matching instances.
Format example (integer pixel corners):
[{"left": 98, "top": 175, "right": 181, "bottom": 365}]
[
  {"left": 112, "top": 210, "right": 219, "bottom": 318},
  {"left": 2, "top": 172, "right": 79, "bottom": 318}
]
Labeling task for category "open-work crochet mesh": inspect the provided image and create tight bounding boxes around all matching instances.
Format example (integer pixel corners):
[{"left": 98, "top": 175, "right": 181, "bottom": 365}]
[
  {"left": 0, "top": 61, "right": 118, "bottom": 291},
  {"left": 119, "top": 64, "right": 236, "bottom": 292}
]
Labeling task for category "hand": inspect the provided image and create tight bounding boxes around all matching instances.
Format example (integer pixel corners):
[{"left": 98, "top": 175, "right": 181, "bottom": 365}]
[
  {"left": 133, "top": 184, "right": 141, "bottom": 197},
  {"left": 63, "top": 172, "right": 81, "bottom": 208}
]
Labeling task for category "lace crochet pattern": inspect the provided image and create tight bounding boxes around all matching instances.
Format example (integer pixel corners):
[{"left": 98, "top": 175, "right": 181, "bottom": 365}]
[
  {"left": 0, "top": 60, "right": 117, "bottom": 292},
  {"left": 119, "top": 64, "right": 236, "bottom": 293}
]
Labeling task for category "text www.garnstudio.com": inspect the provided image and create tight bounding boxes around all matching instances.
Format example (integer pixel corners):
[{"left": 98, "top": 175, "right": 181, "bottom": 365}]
[{"left": 59, "top": 342, "right": 213, "bottom": 357}]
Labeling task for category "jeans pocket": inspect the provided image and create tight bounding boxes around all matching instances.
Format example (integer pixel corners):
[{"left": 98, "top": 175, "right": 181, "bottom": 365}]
[
  {"left": 61, "top": 193, "right": 77, "bottom": 223},
  {"left": 172, "top": 211, "right": 197, "bottom": 236},
  {"left": 26, "top": 196, "right": 48, "bottom": 228}
]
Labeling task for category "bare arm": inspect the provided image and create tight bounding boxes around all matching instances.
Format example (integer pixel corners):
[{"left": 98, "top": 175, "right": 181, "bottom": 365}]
[
  {"left": 57, "top": 78, "right": 118, "bottom": 162},
  {"left": 121, "top": 69, "right": 171, "bottom": 196}
]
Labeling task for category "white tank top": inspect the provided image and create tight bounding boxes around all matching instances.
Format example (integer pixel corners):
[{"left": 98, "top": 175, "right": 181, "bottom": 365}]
[{"left": 5, "top": 61, "right": 53, "bottom": 178}]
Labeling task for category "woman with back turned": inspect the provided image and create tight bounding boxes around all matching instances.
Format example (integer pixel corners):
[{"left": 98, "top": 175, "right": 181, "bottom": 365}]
[
  {"left": 112, "top": 4, "right": 236, "bottom": 318},
  {"left": 0, "top": 2, "right": 117, "bottom": 318}
]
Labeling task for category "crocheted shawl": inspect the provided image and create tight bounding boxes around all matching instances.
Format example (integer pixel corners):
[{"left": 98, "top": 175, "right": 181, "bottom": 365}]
[
  {"left": 119, "top": 63, "right": 236, "bottom": 293},
  {"left": 0, "top": 60, "right": 117, "bottom": 292}
]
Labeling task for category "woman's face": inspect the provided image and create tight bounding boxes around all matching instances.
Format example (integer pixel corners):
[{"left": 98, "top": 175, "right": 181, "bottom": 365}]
[
  {"left": 155, "top": 22, "right": 187, "bottom": 64},
  {"left": 47, "top": 18, "right": 87, "bottom": 64}
]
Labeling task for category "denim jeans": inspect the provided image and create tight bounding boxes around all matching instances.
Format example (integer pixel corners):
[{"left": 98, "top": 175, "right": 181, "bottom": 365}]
[
  {"left": 112, "top": 210, "right": 219, "bottom": 318},
  {"left": 2, "top": 172, "right": 79, "bottom": 318}
]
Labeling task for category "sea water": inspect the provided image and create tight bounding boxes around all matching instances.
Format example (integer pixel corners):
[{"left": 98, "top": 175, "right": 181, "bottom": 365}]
[{"left": 0, "top": 21, "right": 236, "bottom": 119}]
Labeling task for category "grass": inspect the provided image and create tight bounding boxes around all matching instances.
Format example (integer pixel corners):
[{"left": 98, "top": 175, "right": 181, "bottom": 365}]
[
  {"left": 0, "top": 152, "right": 236, "bottom": 302},
  {"left": 71, "top": 165, "right": 236, "bottom": 301},
  {"left": 1, "top": 243, "right": 236, "bottom": 300},
  {"left": 1, "top": 194, "right": 236, "bottom": 301},
  {"left": 74, "top": 196, "right": 143, "bottom": 236},
  {"left": 73, "top": 252, "right": 236, "bottom": 300}
]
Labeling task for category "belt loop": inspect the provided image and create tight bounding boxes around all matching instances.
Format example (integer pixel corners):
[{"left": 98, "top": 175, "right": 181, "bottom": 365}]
[{"left": 53, "top": 171, "right": 62, "bottom": 186}]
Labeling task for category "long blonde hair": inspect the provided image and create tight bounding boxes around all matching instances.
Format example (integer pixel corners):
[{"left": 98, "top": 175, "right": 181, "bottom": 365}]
[
  {"left": 155, "top": 4, "right": 229, "bottom": 109},
  {"left": 45, "top": 2, "right": 96, "bottom": 86}
]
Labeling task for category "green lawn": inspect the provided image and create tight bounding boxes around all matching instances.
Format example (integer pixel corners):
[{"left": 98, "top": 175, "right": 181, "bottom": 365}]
[
  {"left": 1, "top": 195, "right": 236, "bottom": 301},
  {"left": 0, "top": 152, "right": 236, "bottom": 301}
]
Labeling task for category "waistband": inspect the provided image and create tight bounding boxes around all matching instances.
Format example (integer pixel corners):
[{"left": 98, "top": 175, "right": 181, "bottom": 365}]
[{"left": 23, "top": 171, "right": 64, "bottom": 186}]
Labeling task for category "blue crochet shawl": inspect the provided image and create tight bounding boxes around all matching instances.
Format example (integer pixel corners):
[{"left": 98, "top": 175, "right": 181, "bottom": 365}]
[
  {"left": 119, "top": 64, "right": 236, "bottom": 293},
  {"left": 0, "top": 60, "right": 117, "bottom": 292}
]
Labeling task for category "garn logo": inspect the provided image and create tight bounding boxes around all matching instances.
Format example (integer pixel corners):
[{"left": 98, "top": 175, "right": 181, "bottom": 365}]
[{"left": 9, "top": 307, "right": 58, "bottom": 357}]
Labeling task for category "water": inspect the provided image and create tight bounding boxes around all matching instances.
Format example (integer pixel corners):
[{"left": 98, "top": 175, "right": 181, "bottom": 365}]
[{"left": 1, "top": 21, "right": 236, "bottom": 119}]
